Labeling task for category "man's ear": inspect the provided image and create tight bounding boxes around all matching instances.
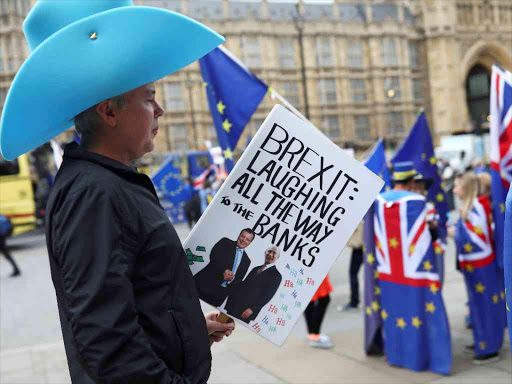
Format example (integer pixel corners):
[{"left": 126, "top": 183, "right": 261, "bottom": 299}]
[{"left": 96, "top": 100, "right": 117, "bottom": 127}]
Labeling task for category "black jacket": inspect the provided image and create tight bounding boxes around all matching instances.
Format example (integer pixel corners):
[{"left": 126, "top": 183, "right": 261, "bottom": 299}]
[
  {"left": 45, "top": 143, "right": 211, "bottom": 384},
  {"left": 225, "top": 265, "right": 282, "bottom": 323},
  {"left": 193, "top": 238, "right": 251, "bottom": 307}
]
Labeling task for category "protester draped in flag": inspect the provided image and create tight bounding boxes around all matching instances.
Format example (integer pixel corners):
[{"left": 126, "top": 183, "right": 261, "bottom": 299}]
[
  {"left": 449, "top": 172, "right": 506, "bottom": 363},
  {"left": 372, "top": 161, "right": 451, "bottom": 374},
  {"left": 504, "top": 185, "right": 512, "bottom": 354},
  {"left": 199, "top": 47, "right": 268, "bottom": 173},
  {"left": 363, "top": 139, "right": 391, "bottom": 355},
  {"left": 392, "top": 112, "right": 448, "bottom": 286},
  {"left": 489, "top": 65, "right": 512, "bottom": 353},
  {"left": 490, "top": 65, "right": 512, "bottom": 270}
]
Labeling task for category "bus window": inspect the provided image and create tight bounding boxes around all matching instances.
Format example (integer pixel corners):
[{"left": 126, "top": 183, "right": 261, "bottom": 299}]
[
  {"left": 0, "top": 155, "right": 20, "bottom": 176},
  {"left": 194, "top": 154, "right": 211, "bottom": 170}
]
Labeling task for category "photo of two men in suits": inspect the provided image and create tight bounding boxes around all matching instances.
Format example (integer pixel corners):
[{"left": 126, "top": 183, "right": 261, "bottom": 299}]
[
  {"left": 193, "top": 228, "right": 283, "bottom": 324},
  {"left": 194, "top": 228, "right": 255, "bottom": 307}
]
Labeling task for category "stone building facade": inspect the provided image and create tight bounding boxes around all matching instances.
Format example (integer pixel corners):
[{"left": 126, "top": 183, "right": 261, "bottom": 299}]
[{"left": 1, "top": 0, "right": 511, "bottom": 160}]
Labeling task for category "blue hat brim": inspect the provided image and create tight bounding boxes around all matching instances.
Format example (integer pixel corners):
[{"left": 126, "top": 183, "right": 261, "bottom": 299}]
[{"left": 0, "top": 6, "right": 225, "bottom": 160}]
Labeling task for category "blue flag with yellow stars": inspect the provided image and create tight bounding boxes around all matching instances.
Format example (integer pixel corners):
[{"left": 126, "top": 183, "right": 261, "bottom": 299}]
[
  {"left": 391, "top": 112, "right": 448, "bottom": 241},
  {"left": 151, "top": 154, "right": 190, "bottom": 224},
  {"left": 363, "top": 139, "right": 391, "bottom": 355},
  {"left": 503, "top": 184, "right": 512, "bottom": 353},
  {"left": 199, "top": 47, "right": 268, "bottom": 172}
]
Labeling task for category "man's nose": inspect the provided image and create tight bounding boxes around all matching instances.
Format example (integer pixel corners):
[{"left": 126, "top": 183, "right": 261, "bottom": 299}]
[{"left": 155, "top": 100, "right": 164, "bottom": 117}]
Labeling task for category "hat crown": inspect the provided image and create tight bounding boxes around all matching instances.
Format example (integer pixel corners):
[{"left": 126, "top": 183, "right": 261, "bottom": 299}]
[{"left": 23, "top": 0, "right": 132, "bottom": 52}]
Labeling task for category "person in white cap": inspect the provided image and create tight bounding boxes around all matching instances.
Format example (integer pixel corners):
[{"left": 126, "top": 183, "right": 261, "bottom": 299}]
[{"left": 0, "top": 1, "right": 232, "bottom": 383}]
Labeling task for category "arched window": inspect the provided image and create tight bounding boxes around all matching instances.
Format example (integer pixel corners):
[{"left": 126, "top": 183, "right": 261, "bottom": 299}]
[{"left": 465, "top": 64, "right": 490, "bottom": 131}]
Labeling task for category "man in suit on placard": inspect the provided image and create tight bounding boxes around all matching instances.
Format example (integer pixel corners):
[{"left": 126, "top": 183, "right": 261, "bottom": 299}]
[
  {"left": 194, "top": 228, "right": 255, "bottom": 306},
  {"left": 226, "top": 245, "right": 282, "bottom": 323}
]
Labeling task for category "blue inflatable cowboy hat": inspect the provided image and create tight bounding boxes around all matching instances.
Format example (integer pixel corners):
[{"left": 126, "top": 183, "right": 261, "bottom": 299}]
[
  {"left": 0, "top": 0, "right": 225, "bottom": 160},
  {"left": 391, "top": 161, "right": 417, "bottom": 182}
]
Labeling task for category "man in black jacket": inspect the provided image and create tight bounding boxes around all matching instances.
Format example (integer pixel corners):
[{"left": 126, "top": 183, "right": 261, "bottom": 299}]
[
  {"left": 194, "top": 229, "right": 254, "bottom": 307},
  {"left": 0, "top": 2, "right": 233, "bottom": 383},
  {"left": 226, "top": 246, "right": 282, "bottom": 323}
]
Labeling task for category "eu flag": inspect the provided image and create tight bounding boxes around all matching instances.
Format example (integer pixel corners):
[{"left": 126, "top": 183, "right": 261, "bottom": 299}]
[
  {"left": 151, "top": 155, "right": 190, "bottom": 223},
  {"left": 391, "top": 112, "right": 448, "bottom": 240},
  {"left": 363, "top": 139, "right": 391, "bottom": 354},
  {"left": 199, "top": 47, "right": 268, "bottom": 172}
]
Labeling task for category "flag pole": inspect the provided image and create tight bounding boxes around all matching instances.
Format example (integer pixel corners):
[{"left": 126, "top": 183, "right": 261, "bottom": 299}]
[{"left": 269, "top": 88, "right": 314, "bottom": 126}]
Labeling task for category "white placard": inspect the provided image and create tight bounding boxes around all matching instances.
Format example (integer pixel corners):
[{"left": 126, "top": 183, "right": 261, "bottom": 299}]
[{"left": 184, "top": 105, "right": 384, "bottom": 346}]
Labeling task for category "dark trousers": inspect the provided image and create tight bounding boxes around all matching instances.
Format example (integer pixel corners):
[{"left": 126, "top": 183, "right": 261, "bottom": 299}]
[
  {"left": 304, "top": 295, "right": 330, "bottom": 334},
  {"left": 349, "top": 247, "right": 363, "bottom": 307},
  {"left": 0, "top": 237, "right": 20, "bottom": 274}
]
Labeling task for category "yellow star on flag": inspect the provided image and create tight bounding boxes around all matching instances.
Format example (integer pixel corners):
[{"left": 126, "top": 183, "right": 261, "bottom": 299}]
[
  {"left": 389, "top": 238, "right": 398, "bottom": 248},
  {"left": 479, "top": 341, "right": 486, "bottom": 350},
  {"left": 475, "top": 282, "right": 485, "bottom": 293},
  {"left": 409, "top": 245, "right": 415, "bottom": 255},
  {"left": 366, "top": 306, "right": 373, "bottom": 316},
  {"left": 412, "top": 317, "right": 422, "bottom": 328},
  {"left": 423, "top": 261, "right": 433, "bottom": 271},
  {"left": 436, "top": 193, "right": 444, "bottom": 202},
  {"left": 465, "top": 264, "right": 474, "bottom": 273},
  {"left": 367, "top": 253, "right": 375, "bottom": 265},
  {"left": 426, "top": 302, "right": 436, "bottom": 313},
  {"left": 371, "top": 301, "right": 380, "bottom": 312},
  {"left": 441, "top": 182, "right": 446, "bottom": 189},
  {"left": 473, "top": 226, "right": 483, "bottom": 235},
  {"left": 430, "top": 156, "right": 436, "bottom": 165},
  {"left": 223, "top": 147, "right": 233, "bottom": 160},
  {"left": 374, "top": 270, "right": 380, "bottom": 279},
  {"left": 374, "top": 286, "right": 381, "bottom": 295},
  {"left": 217, "top": 100, "right": 226, "bottom": 114},
  {"left": 396, "top": 318, "right": 407, "bottom": 329},
  {"left": 430, "top": 283, "right": 439, "bottom": 294},
  {"left": 500, "top": 203, "right": 505, "bottom": 213},
  {"left": 381, "top": 309, "right": 388, "bottom": 320},
  {"left": 385, "top": 186, "right": 391, "bottom": 191},
  {"left": 222, "top": 119, "right": 232, "bottom": 132},
  {"left": 492, "top": 294, "right": 499, "bottom": 304},
  {"left": 464, "top": 243, "right": 473, "bottom": 253},
  {"left": 501, "top": 291, "right": 505, "bottom": 300},
  {"left": 434, "top": 245, "right": 443, "bottom": 254},
  {"left": 421, "top": 153, "right": 426, "bottom": 160}
]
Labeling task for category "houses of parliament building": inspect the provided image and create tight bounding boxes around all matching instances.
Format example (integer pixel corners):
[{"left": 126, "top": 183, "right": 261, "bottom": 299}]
[{"left": 1, "top": 0, "right": 511, "bottom": 160}]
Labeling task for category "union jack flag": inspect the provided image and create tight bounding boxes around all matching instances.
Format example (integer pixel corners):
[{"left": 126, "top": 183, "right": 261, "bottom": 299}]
[
  {"left": 455, "top": 196, "right": 494, "bottom": 271},
  {"left": 489, "top": 65, "right": 512, "bottom": 268},
  {"left": 374, "top": 193, "right": 440, "bottom": 290}
]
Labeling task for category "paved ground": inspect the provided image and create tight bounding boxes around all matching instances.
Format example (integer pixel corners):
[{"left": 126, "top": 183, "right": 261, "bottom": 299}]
[{"left": 1, "top": 224, "right": 510, "bottom": 383}]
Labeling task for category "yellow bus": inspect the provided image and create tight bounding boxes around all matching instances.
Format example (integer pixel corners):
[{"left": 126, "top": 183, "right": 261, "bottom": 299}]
[{"left": 0, "top": 153, "right": 37, "bottom": 236}]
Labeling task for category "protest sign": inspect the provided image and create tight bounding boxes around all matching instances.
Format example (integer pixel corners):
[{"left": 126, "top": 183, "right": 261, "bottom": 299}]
[{"left": 184, "top": 105, "right": 384, "bottom": 346}]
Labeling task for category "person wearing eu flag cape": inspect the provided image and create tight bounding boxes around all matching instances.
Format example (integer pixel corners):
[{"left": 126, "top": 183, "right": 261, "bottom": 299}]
[
  {"left": 374, "top": 161, "right": 451, "bottom": 374},
  {"left": 448, "top": 172, "right": 506, "bottom": 364},
  {"left": 0, "top": 1, "right": 233, "bottom": 382}
]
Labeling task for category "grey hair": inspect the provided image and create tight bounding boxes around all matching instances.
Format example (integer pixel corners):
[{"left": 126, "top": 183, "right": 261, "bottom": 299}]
[
  {"left": 74, "top": 94, "right": 125, "bottom": 147},
  {"left": 266, "top": 245, "right": 280, "bottom": 259}
]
